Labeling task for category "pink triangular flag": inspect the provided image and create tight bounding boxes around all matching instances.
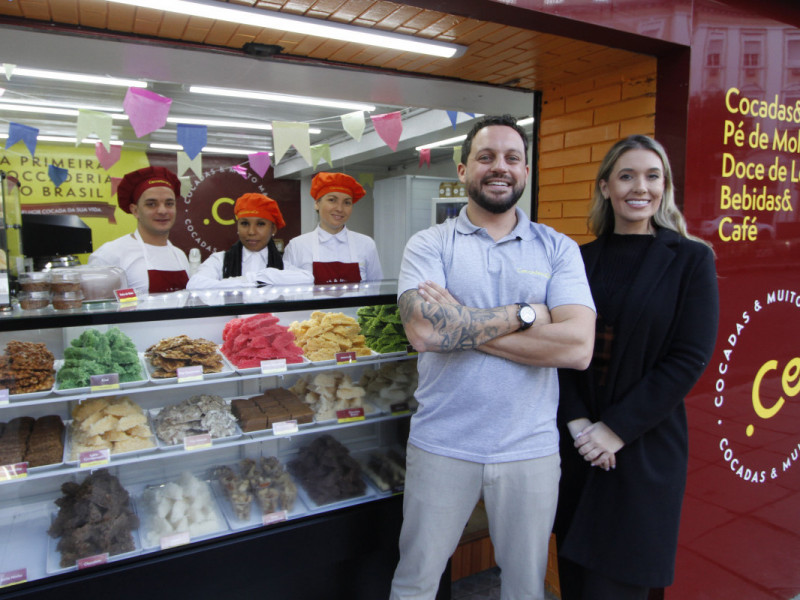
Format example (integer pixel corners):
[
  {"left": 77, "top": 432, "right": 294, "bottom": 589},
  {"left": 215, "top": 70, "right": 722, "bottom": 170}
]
[
  {"left": 370, "top": 111, "right": 403, "bottom": 152},
  {"left": 96, "top": 142, "right": 121, "bottom": 170},
  {"left": 231, "top": 165, "right": 248, "bottom": 178},
  {"left": 111, "top": 177, "right": 123, "bottom": 197},
  {"left": 248, "top": 152, "right": 271, "bottom": 177},
  {"left": 123, "top": 87, "right": 172, "bottom": 138},
  {"left": 419, "top": 148, "right": 431, "bottom": 168}
]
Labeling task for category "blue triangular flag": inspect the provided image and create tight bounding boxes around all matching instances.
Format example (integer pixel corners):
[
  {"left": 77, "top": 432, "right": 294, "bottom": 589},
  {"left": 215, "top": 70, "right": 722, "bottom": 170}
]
[
  {"left": 5, "top": 122, "right": 38, "bottom": 156},
  {"left": 177, "top": 123, "right": 207, "bottom": 160},
  {"left": 447, "top": 110, "right": 458, "bottom": 129},
  {"left": 48, "top": 164, "right": 69, "bottom": 187}
]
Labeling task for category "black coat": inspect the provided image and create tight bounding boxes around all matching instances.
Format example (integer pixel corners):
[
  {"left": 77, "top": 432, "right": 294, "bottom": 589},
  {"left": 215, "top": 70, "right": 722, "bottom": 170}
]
[{"left": 555, "top": 228, "right": 719, "bottom": 587}]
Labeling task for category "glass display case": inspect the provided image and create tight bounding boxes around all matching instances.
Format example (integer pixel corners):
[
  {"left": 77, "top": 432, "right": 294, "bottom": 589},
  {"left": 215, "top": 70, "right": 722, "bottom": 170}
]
[
  {"left": 0, "top": 281, "right": 413, "bottom": 600},
  {"left": 0, "top": 173, "right": 22, "bottom": 311}
]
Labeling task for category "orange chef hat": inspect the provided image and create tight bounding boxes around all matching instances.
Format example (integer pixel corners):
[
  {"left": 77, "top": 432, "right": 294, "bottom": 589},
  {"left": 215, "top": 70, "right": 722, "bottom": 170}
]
[
  {"left": 310, "top": 172, "right": 366, "bottom": 203},
  {"left": 234, "top": 193, "right": 286, "bottom": 229},
  {"left": 116, "top": 166, "right": 181, "bottom": 214}
]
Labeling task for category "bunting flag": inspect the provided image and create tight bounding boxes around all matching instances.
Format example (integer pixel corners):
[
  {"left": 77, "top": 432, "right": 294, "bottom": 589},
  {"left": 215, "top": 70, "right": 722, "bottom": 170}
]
[
  {"left": 272, "top": 121, "right": 311, "bottom": 165},
  {"left": 370, "top": 111, "right": 403, "bottom": 151},
  {"left": 231, "top": 164, "right": 248, "bottom": 178},
  {"left": 341, "top": 111, "right": 366, "bottom": 142},
  {"left": 95, "top": 141, "right": 122, "bottom": 170},
  {"left": 123, "top": 87, "right": 172, "bottom": 138},
  {"left": 111, "top": 176, "right": 123, "bottom": 197},
  {"left": 179, "top": 175, "right": 193, "bottom": 197},
  {"left": 447, "top": 110, "right": 459, "bottom": 129},
  {"left": 177, "top": 151, "right": 202, "bottom": 178},
  {"left": 311, "top": 143, "right": 332, "bottom": 169},
  {"left": 5, "top": 122, "right": 38, "bottom": 156},
  {"left": 419, "top": 147, "right": 431, "bottom": 168},
  {"left": 3, "top": 64, "right": 14, "bottom": 80},
  {"left": 177, "top": 123, "right": 207, "bottom": 159},
  {"left": 248, "top": 151, "right": 271, "bottom": 177},
  {"left": 77, "top": 109, "right": 112, "bottom": 151},
  {"left": 48, "top": 164, "right": 69, "bottom": 188},
  {"left": 357, "top": 172, "right": 374, "bottom": 190},
  {"left": 452, "top": 147, "right": 462, "bottom": 167}
]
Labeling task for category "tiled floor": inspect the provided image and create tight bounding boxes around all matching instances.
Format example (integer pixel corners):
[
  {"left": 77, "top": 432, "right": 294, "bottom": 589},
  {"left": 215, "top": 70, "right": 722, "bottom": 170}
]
[{"left": 451, "top": 567, "right": 559, "bottom": 600}]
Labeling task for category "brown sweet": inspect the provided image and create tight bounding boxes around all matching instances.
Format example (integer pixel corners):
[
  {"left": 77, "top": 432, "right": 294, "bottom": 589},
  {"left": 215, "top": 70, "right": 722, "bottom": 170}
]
[
  {"left": 0, "top": 415, "right": 64, "bottom": 467},
  {"left": 145, "top": 335, "right": 223, "bottom": 377},
  {"left": 48, "top": 470, "right": 138, "bottom": 567}
]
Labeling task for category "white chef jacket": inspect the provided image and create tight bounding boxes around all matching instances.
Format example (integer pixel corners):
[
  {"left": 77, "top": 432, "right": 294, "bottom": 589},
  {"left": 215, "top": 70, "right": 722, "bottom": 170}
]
[
  {"left": 186, "top": 245, "right": 313, "bottom": 290},
  {"left": 88, "top": 232, "right": 189, "bottom": 295},
  {"left": 283, "top": 226, "right": 383, "bottom": 282}
]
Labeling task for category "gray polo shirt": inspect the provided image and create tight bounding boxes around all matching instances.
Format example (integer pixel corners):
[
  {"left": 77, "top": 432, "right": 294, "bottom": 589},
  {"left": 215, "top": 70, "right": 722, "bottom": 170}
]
[{"left": 398, "top": 206, "right": 594, "bottom": 463}]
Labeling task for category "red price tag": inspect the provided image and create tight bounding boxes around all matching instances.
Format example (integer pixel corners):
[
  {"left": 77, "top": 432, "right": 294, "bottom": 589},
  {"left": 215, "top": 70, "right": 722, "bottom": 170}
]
[
  {"left": 77, "top": 553, "right": 108, "bottom": 570},
  {"left": 336, "top": 407, "right": 365, "bottom": 423}
]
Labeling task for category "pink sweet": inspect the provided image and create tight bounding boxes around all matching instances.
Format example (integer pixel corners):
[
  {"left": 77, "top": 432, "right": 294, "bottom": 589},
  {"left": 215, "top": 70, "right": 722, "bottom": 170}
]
[{"left": 221, "top": 313, "right": 304, "bottom": 368}]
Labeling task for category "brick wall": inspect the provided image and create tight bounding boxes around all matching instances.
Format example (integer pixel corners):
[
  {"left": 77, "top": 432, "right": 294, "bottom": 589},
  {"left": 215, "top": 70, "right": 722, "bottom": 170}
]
[{"left": 537, "top": 57, "right": 658, "bottom": 244}]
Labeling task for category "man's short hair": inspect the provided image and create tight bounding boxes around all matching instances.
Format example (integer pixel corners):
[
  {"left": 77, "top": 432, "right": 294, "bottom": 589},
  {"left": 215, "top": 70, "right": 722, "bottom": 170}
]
[{"left": 461, "top": 115, "right": 529, "bottom": 165}]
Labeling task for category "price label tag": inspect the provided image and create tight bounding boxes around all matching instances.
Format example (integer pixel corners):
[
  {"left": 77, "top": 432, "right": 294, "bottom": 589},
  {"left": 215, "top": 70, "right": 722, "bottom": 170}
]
[
  {"left": 114, "top": 288, "right": 138, "bottom": 303},
  {"left": 79, "top": 449, "right": 110, "bottom": 468},
  {"left": 90, "top": 373, "right": 120, "bottom": 392},
  {"left": 261, "top": 359, "right": 287, "bottom": 375},
  {"left": 77, "top": 553, "right": 108, "bottom": 570},
  {"left": 0, "top": 389, "right": 8, "bottom": 406},
  {"left": 262, "top": 510, "right": 287, "bottom": 526},
  {"left": 184, "top": 433, "right": 212, "bottom": 451},
  {"left": 390, "top": 402, "right": 411, "bottom": 416},
  {"left": 176, "top": 365, "right": 204, "bottom": 383},
  {"left": 160, "top": 531, "right": 190, "bottom": 550},
  {"left": 335, "top": 351, "right": 357, "bottom": 364},
  {"left": 336, "top": 407, "right": 365, "bottom": 423},
  {"left": 0, "top": 462, "right": 27, "bottom": 481},
  {"left": 272, "top": 420, "right": 298, "bottom": 436},
  {"left": 0, "top": 568, "right": 26, "bottom": 588}
]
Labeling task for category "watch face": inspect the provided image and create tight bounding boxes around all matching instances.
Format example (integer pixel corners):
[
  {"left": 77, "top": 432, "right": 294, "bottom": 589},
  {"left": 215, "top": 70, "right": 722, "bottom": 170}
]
[{"left": 520, "top": 305, "right": 535, "bottom": 324}]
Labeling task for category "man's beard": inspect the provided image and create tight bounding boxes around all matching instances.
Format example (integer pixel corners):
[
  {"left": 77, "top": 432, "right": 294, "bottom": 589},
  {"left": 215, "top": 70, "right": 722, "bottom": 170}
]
[{"left": 467, "top": 178, "right": 525, "bottom": 214}]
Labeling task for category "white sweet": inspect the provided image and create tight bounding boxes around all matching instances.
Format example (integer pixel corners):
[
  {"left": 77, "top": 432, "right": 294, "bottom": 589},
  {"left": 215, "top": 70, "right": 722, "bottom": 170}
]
[{"left": 143, "top": 472, "right": 222, "bottom": 545}]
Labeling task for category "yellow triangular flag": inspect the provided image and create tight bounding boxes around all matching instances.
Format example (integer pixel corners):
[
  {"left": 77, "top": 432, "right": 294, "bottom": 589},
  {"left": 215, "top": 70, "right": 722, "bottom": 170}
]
[
  {"left": 341, "top": 111, "right": 365, "bottom": 142},
  {"left": 177, "top": 151, "right": 202, "bottom": 178},
  {"left": 311, "top": 144, "right": 332, "bottom": 169},
  {"left": 272, "top": 121, "right": 311, "bottom": 165},
  {"left": 76, "top": 109, "right": 112, "bottom": 151}
]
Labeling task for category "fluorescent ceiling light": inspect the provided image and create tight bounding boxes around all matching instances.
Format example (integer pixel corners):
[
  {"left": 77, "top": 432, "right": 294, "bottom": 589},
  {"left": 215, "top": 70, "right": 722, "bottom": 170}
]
[
  {"left": 150, "top": 143, "right": 268, "bottom": 156},
  {"left": 518, "top": 117, "right": 534, "bottom": 126},
  {"left": 0, "top": 133, "right": 123, "bottom": 145},
  {"left": 0, "top": 98, "right": 125, "bottom": 113},
  {"left": 8, "top": 67, "right": 147, "bottom": 88},
  {"left": 166, "top": 116, "right": 321, "bottom": 135},
  {"left": 0, "top": 103, "right": 79, "bottom": 117},
  {"left": 416, "top": 135, "right": 466, "bottom": 151},
  {"left": 190, "top": 86, "right": 375, "bottom": 112},
  {"left": 105, "top": 0, "right": 465, "bottom": 58}
]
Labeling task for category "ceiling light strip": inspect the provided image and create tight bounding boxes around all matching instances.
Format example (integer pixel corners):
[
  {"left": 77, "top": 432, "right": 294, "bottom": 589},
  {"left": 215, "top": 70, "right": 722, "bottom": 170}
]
[
  {"left": 9, "top": 67, "right": 147, "bottom": 88},
  {"left": 104, "top": 0, "right": 465, "bottom": 58},
  {"left": 189, "top": 86, "right": 375, "bottom": 112}
]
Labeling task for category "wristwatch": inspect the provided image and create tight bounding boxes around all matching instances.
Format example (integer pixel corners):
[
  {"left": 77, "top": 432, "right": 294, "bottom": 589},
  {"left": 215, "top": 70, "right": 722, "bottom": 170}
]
[{"left": 516, "top": 303, "right": 536, "bottom": 331}]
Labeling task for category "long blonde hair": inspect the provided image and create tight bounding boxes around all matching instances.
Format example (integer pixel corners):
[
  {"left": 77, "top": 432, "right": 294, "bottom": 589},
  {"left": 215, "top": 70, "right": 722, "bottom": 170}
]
[{"left": 588, "top": 135, "right": 710, "bottom": 247}]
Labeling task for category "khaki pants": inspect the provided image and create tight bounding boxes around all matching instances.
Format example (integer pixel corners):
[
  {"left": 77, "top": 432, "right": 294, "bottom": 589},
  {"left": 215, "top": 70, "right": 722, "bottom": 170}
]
[{"left": 390, "top": 444, "right": 560, "bottom": 600}]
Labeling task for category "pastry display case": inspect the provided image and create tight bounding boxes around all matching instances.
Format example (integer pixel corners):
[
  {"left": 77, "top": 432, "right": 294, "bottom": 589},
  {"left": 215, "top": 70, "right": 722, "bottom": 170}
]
[{"left": 0, "top": 281, "right": 414, "bottom": 600}]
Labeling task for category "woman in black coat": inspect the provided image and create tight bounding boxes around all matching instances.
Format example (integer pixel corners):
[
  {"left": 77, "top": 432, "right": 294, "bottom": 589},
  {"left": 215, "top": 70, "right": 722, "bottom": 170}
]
[{"left": 555, "top": 135, "right": 719, "bottom": 600}]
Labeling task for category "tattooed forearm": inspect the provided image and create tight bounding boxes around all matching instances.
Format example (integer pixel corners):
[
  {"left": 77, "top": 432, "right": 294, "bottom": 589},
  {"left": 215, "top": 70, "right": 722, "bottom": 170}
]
[{"left": 398, "top": 289, "right": 514, "bottom": 352}]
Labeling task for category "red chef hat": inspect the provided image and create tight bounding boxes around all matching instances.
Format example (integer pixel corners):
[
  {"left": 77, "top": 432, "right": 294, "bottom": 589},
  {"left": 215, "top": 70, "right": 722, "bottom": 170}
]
[
  {"left": 116, "top": 166, "right": 181, "bottom": 214},
  {"left": 310, "top": 172, "right": 365, "bottom": 203},
  {"left": 234, "top": 193, "right": 286, "bottom": 229}
]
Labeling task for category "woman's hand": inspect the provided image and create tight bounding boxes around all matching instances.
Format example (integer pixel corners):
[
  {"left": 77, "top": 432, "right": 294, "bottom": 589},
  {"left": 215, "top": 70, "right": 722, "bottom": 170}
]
[{"left": 574, "top": 421, "right": 624, "bottom": 471}]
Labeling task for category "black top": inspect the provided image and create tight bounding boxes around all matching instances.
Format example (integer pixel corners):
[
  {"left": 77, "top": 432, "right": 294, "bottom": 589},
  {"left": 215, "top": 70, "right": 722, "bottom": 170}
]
[{"left": 222, "top": 239, "right": 284, "bottom": 279}]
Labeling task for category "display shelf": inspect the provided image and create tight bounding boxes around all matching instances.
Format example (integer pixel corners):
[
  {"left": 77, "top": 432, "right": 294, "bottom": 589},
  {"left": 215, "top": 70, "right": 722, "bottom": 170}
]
[
  {"left": 0, "top": 280, "right": 398, "bottom": 332},
  {"left": 0, "top": 283, "right": 411, "bottom": 598}
]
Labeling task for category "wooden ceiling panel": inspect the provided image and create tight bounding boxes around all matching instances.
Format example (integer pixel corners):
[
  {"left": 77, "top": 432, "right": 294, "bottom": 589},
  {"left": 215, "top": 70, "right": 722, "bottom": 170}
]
[
  {"left": 0, "top": 0, "right": 646, "bottom": 97},
  {"left": 104, "top": 3, "right": 134, "bottom": 32},
  {"left": 330, "top": 0, "right": 379, "bottom": 23},
  {"left": 49, "top": 0, "right": 79, "bottom": 24}
]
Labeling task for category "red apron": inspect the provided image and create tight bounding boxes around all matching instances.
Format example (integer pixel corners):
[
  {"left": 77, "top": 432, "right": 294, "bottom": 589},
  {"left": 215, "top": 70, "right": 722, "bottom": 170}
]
[
  {"left": 311, "top": 228, "right": 362, "bottom": 285},
  {"left": 134, "top": 231, "right": 189, "bottom": 293},
  {"left": 147, "top": 269, "right": 189, "bottom": 293},
  {"left": 312, "top": 261, "right": 362, "bottom": 285}
]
